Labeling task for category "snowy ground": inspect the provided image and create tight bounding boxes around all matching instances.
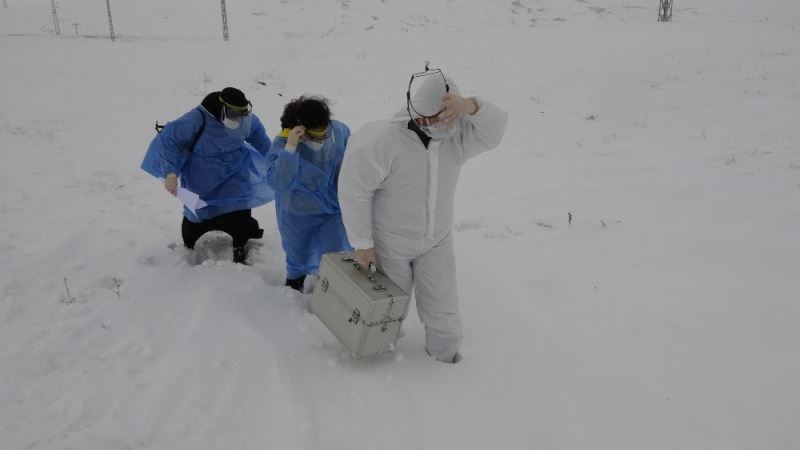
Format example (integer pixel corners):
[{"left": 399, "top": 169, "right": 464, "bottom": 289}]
[{"left": 1, "top": 1, "right": 799, "bottom": 449}]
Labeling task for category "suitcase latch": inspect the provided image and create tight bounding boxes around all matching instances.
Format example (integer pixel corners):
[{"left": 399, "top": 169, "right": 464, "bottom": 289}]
[
  {"left": 363, "top": 296, "right": 404, "bottom": 332},
  {"left": 348, "top": 308, "right": 361, "bottom": 325}
]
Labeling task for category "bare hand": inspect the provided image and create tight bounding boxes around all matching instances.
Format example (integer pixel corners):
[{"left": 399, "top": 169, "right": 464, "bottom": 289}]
[
  {"left": 354, "top": 248, "right": 376, "bottom": 271},
  {"left": 164, "top": 173, "right": 178, "bottom": 196},
  {"left": 439, "top": 93, "right": 477, "bottom": 124},
  {"left": 286, "top": 125, "right": 305, "bottom": 151}
]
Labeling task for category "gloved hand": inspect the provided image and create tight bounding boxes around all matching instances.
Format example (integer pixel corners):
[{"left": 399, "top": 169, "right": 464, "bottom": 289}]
[
  {"left": 355, "top": 247, "right": 376, "bottom": 271},
  {"left": 439, "top": 93, "right": 478, "bottom": 124},
  {"left": 285, "top": 126, "right": 305, "bottom": 152},
  {"left": 164, "top": 173, "right": 178, "bottom": 196}
]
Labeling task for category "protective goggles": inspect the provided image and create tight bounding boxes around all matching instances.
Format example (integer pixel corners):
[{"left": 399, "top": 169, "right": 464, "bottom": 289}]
[
  {"left": 413, "top": 115, "right": 443, "bottom": 127},
  {"left": 304, "top": 127, "right": 329, "bottom": 141},
  {"left": 220, "top": 97, "right": 252, "bottom": 119},
  {"left": 277, "top": 125, "right": 330, "bottom": 141},
  {"left": 406, "top": 62, "right": 450, "bottom": 119}
]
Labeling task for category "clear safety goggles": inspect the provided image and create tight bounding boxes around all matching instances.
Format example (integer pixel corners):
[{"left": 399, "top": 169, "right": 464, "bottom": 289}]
[
  {"left": 413, "top": 114, "right": 443, "bottom": 127},
  {"left": 220, "top": 98, "right": 252, "bottom": 120}
]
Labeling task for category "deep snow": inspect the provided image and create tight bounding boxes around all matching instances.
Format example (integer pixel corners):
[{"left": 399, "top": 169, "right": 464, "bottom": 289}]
[{"left": 1, "top": 1, "right": 799, "bottom": 449}]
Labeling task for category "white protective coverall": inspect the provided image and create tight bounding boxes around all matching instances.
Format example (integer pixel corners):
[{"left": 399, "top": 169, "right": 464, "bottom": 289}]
[{"left": 338, "top": 77, "right": 508, "bottom": 361}]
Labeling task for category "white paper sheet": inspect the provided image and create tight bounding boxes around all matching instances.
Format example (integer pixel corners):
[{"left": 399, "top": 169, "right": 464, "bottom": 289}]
[{"left": 177, "top": 187, "right": 207, "bottom": 216}]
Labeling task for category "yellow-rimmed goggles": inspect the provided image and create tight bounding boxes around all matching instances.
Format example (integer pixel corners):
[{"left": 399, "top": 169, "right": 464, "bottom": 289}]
[
  {"left": 219, "top": 97, "right": 252, "bottom": 119},
  {"left": 278, "top": 126, "right": 329, "bottom": 141},
  {"left": 304, "top": 127, "right": 329, "bottom": 141}
]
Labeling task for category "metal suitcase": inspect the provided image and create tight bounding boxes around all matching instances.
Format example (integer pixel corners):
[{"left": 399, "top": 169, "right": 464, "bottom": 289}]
[{"left": 311, "top": 252, "right": 409, "bottom": 357}]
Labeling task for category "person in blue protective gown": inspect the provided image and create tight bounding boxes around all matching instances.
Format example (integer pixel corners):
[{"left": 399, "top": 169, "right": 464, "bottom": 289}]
[
  {"left": 141, "top": 87, "right": 274, "bottom": 264},
  {"left": 266, "top": 96, "right": 352, "bottom": 291}
]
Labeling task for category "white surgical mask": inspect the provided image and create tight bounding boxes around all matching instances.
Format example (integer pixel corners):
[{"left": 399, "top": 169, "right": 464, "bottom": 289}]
[
  {"left": 223, "top": 117, "right": 240, "bottom": 129},
  {"left": 303, "top": 139, "right": 324, "bottom": 151},
  {"left": 222, "top": 115, "right": 252, "bottom": 138},
  {"left": 420, "top": 122, "right": 458, "bottom": 140}
]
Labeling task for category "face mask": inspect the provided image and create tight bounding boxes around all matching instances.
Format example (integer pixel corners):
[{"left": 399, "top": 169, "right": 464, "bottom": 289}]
[
  {"left": 419, "top": 122, "right": 458, "bottom": 140},
  {"left": 303, "top": 139, "right": 324, "bottom": 151},
  {"left": 223, "top": 117, "right": 240, "bottom": 130},
  {"left": 221, "top": 101, "right": 252, "bottom": 128},
  {"left": 222, "top": 114, "right": 252, "bottom": 139}
]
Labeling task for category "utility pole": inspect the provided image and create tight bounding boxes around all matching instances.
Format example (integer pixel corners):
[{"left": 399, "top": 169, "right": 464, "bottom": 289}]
[
  {"left": 105, "top": 0, "right": 115, "bottom": 41},
  {"left": 51, "top": 0, "right": 61, "bottom": 35},
  {"left": 658, "top": 0, "right": 673, "bottom": 22},
  {"left": 220, "top": 0, "right": 229, "bottom": 41}
]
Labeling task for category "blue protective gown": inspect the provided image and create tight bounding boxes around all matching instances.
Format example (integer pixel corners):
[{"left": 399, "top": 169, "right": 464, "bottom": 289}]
[
  {"left": 141, "top": 107, "right": 274, "bottom": 222},
  {"left": 266, "top": 120, "right": 352, "bottom": 278}
]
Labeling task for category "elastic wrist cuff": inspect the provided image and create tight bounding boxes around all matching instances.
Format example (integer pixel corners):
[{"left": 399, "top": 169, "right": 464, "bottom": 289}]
[{"left": 351, "top": 239, "right": 374, "bottom": 249}]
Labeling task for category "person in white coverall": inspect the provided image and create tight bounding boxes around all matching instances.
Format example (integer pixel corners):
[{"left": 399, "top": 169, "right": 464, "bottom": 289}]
[{"left": 338, "top": 69, "right": 508, "bottom": 363}]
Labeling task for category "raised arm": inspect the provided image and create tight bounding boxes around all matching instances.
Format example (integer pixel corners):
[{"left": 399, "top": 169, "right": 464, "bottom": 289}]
[
  {"left": 265, "top": 130, "right": 302, "bottom": 192},
  {"left": 456, "top": 96, "right": 509, "bottom": 162}
]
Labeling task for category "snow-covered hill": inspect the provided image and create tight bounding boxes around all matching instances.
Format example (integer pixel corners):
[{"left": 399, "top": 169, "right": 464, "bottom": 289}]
[{"left": 1, "top": 1, "right": 799, "bottom": 449}]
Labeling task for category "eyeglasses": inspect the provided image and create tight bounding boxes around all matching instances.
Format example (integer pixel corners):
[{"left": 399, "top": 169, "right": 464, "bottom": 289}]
[{"left": 406, "top": 62, "right": 450, "bottom": 119}]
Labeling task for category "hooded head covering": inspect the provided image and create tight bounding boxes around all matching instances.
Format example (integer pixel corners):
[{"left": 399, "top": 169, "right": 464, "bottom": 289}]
[
  {"left": 404, "top": 72, "right": 463, "bottom": 140},
  {"left": 408, "top": 72, "right": 460, "bottom": 119}
]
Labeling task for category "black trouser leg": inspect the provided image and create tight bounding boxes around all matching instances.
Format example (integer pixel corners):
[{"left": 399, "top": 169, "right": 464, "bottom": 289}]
[
  {"left": 215, "top": 209, "right": 260, "bottom": 264},
  {"left": 182, "top": 217, "right": 210, "bottom": 250},
  {"left": 182, "top": 210, "right": 261, "bottom": 263},
  {"left": 248, "top": 215, "right": 264, "bottom": 240}
]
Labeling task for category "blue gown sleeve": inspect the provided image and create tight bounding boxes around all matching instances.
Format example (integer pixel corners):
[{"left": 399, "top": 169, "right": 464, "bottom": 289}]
[
  {"left": 246, "top": 115, "right": 271, "bottom": 156},
  {"left": 265, "top": 137, "right": 301, "bottom": 192},
  {"left": 141, "top": 109, "right": 205, "bottom": 178}
]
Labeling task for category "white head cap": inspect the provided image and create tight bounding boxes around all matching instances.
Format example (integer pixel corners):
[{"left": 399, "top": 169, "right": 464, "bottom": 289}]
[{"left": 408, "top": 72, "right": 460, "bottom": 118}]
